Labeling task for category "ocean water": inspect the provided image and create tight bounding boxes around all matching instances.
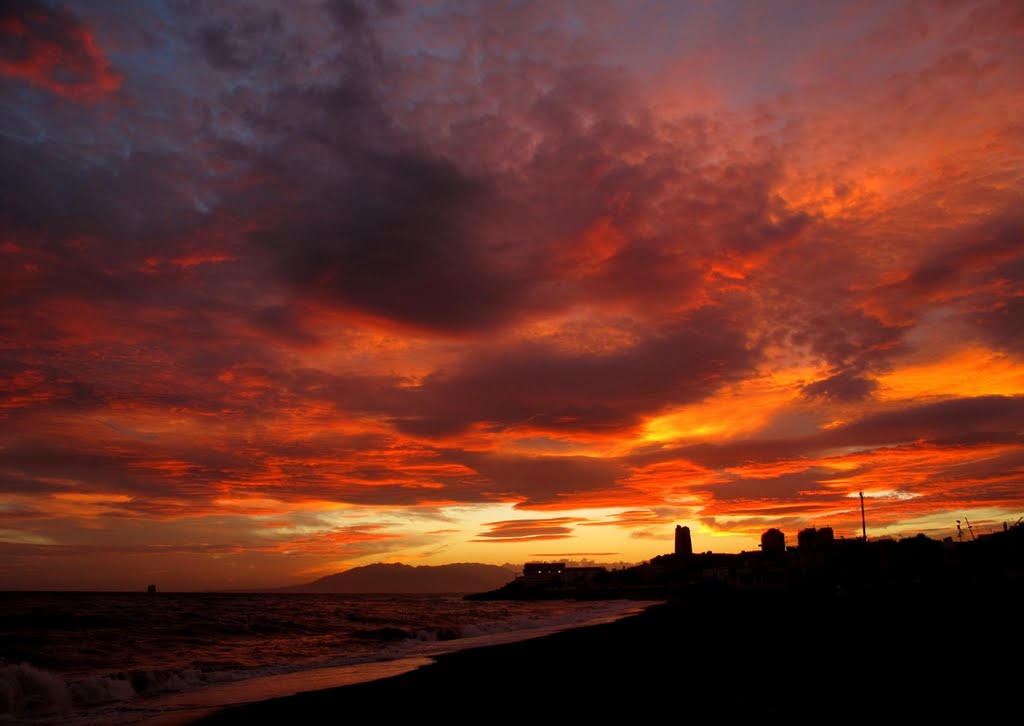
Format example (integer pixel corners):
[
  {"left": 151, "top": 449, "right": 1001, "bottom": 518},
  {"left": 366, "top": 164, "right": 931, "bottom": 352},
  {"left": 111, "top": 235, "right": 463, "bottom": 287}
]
[{"left": 0, "top": 592, "right": 658, "bottom": 725}]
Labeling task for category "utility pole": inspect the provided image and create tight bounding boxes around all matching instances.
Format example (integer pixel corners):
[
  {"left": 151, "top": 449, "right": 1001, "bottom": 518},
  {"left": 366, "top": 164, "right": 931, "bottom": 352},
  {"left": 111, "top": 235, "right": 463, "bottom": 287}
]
[{"left": 860, "top": 492, "right": 866, "bottom": 541}]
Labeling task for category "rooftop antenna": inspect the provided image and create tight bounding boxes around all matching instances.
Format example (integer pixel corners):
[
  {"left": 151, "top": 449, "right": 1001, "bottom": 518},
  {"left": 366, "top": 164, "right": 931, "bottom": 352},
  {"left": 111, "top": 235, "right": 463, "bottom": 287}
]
[
  {"left": 859, "top": 492, "right": 867, "bottom": 541},
  {"left": 964, "top": 516, "right": 976, "bottom": 541}
]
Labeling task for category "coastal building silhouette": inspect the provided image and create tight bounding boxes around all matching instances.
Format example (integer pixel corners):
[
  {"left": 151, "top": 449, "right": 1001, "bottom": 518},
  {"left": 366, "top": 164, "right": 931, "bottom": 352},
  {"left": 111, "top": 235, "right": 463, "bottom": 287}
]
[
  {"left": 561, "top": 566, "right": 607, "bottom": 586},
  {"left": 522, "top": 562, "right": 564, "bottom": 585},
  {"left": 675, "top": 525, "right": 692, "bottom": 557},
  {"left": 515, "top": 561, "right": 610, "bottom": 591},
  {"left": 761, "top": 528, "right": 786, "bottom": 556},
  {"left": 480, "top": 519, "right": 1024, "bottom": 601},
  {"left": 797, "top": 526, "right": 834, "bottom": 548}
]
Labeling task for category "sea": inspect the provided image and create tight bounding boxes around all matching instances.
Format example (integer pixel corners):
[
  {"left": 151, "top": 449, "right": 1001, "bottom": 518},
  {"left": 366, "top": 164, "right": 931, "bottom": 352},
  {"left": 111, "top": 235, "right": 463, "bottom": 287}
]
[{"left": 0, "top": 591, "right": 659, "bottom": 725}]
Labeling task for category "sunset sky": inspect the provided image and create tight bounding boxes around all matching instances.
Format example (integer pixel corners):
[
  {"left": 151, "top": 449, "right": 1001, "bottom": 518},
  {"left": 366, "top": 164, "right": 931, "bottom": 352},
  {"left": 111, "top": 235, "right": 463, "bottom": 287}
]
[{"left": 1, "top": 0, "right": 1022, "bottom": 591}]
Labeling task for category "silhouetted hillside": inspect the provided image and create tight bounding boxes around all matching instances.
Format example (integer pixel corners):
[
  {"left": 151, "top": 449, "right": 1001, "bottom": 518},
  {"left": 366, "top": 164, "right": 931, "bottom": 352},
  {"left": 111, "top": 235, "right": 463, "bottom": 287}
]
[{"left": 280, "top": 563, "right": 519, "bottom": 593}]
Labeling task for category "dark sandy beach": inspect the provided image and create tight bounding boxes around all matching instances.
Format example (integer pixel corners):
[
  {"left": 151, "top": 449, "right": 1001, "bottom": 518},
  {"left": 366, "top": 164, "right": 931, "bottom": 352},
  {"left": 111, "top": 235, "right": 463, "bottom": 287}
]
[{"left": 192, "top": 579, "right": 1019, "bottom": 722}]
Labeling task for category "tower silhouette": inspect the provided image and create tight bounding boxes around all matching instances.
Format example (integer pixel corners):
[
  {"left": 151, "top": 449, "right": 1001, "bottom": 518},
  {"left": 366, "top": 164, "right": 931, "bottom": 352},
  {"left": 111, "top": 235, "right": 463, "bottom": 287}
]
[{"left": 675, "top": 525, "right": 693, "bottom": 557}]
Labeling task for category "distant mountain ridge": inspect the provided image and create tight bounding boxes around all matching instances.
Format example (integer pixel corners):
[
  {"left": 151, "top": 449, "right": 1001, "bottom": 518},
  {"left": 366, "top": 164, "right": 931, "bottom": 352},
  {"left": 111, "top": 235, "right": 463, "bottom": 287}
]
[{"left": 280, "top": 562, "right": 519, "bottom": 594}]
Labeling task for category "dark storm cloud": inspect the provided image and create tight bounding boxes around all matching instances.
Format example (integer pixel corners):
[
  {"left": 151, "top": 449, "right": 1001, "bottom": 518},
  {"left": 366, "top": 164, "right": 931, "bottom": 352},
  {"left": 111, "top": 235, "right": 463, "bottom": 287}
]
[
  {"left": 906, "top": 448, "right": 1024, "bottom": 493},
  {"left": 788, "top": 307, "right": 907, "bottom": 374},
  {"left": 221, "top": 28, "right": 537, "bottom": 334},
  {"left": 0, "top": 440, "right": 237, "bottom": 498},
  {"left": 707, "top": 469, "right": 844, "bottom": 503},
  {"left": 216, "top": 4, "right": 813, "bottom": 335},
  {"left": 974, "top": 296, "right": 1024, "bottom": 355},
  {"left": 1, "top": 89, "right": 293, "bottom": 429},
  {"left": 939, "top": 450, "right": 1024, "bottom": 494},
  {"left": 452, "top": 451, "right": 626, "bottom": 505},
  {"left": 0, "top": 361, "right": 103, "bottom": 414},
  {"left": 247, "top": 306, "right": 322, "bottom": 347},
  {"left": 905, "top": 215, "right": 1023, "bottom": 291},
  {"left": 392, "top": 306, "right": 758, "bottom": 436},
  {"left": 190, "top": 6, "right": 285, "bottom": 71},
  {"left": 253, "top": 148, "right": 527, "bottom": 333},
  {"left": 324, "top": 0, "right": 399, "bottom": 29},
  {"left": 0, "top": 133, "right": 213, "bottom": 270},
  {"left": 629, "top": 437, "right": 812, "bottom": 470},
  {"left": 802, "top": 370, "right": 879, "bottom": 402},
  {"left": 819, "top": 395, "right": 1024, "bottom": 449},
  {"left": 866, "top": 212, "right": 1024, "bottom": 356},
  {"left": 955, "top": 220, "right": 1024, "bottom": 356},
  {"left": 197, "top": 23, "right": 245, "bottom": 69}
]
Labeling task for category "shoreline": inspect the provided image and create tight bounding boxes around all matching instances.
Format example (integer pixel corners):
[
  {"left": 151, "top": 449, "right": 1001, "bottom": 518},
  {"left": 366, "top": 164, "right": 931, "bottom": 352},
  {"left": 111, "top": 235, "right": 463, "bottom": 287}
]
[
  {"left": 191, "top": 580, "right": 1020, "bottom": 721},
  {"left": 134, "top": 598, "right": 658, "bottom": 725},
  {"left": 134, "top": 656, "right": 437, "bottom": 726}
]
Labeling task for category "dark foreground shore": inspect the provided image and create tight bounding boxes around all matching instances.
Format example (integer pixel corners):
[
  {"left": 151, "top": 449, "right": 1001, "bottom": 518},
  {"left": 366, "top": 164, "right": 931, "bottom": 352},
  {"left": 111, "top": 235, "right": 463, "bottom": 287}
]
[{"left": 192, "top": 578, "right": 1019, "bottom": 722}]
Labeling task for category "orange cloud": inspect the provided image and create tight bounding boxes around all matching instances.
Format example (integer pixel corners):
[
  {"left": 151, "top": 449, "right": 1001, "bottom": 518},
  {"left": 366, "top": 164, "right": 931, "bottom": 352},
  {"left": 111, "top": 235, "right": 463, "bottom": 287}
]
[{"left": 473, "top": 517, "right": 584, "bottom": 542}]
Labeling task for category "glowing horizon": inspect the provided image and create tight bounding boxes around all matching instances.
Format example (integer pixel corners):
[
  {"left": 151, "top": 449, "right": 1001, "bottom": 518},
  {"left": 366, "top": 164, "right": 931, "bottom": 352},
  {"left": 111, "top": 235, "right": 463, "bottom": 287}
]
[{"left": 1, "top": 0, "right": 1022, "bottom": 591}]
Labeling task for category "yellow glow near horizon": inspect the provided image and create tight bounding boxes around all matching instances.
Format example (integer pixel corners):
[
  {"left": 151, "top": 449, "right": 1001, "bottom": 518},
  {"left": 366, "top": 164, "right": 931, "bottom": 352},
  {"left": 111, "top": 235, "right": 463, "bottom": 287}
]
[{"left": 303, "top": 503, "right": 694, "bottom": 569}]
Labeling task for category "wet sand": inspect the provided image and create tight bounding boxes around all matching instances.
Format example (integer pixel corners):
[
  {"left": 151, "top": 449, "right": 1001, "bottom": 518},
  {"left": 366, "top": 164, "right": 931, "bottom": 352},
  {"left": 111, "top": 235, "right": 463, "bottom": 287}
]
[{"left": 191, "top": 580, "right": 1019, "bottom": 722}]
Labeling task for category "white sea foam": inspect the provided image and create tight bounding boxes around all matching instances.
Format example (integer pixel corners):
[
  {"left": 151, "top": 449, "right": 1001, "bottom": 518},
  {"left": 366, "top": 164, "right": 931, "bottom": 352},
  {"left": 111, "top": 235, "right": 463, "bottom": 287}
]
[{"left": 0, "top": 662, "right": 72, "bottom": 718}]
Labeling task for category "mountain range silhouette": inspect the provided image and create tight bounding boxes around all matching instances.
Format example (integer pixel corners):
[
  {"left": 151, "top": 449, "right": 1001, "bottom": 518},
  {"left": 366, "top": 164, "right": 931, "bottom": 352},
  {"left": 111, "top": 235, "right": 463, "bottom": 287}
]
[{"left": 277, "top": 562, "right": 518, "bottom": 593}]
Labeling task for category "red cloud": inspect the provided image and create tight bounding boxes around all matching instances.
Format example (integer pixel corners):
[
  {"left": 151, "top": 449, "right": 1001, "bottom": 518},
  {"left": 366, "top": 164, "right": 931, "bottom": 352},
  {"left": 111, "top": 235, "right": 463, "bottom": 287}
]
[{"left": 1, "top": 1, "right": 122, "bottom": 99}]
